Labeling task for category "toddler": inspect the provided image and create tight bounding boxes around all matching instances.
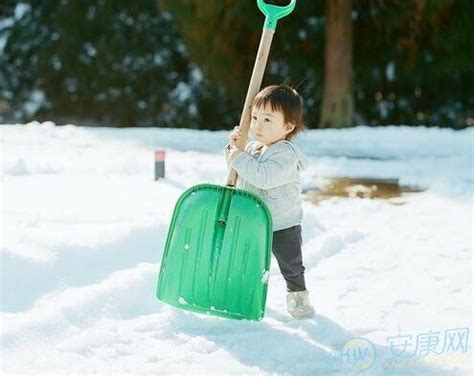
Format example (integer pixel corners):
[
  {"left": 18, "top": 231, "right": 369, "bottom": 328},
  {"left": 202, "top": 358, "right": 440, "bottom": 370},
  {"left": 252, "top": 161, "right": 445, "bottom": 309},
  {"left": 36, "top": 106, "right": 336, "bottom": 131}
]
[{"left": 224, "top": 84, "right": 315, "bottom": 319}]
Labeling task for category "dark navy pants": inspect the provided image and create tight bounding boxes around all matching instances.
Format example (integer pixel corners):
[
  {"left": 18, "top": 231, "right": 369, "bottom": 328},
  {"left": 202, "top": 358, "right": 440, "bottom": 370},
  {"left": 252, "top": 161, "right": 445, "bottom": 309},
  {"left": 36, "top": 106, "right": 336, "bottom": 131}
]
[{"left": 272, "top": 224, "right": 307, "bottom": 292}]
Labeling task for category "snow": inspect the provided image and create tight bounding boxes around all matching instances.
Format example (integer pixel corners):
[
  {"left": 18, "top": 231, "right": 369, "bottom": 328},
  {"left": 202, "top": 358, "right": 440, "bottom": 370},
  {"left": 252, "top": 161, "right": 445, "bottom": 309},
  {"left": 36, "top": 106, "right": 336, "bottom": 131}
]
[
  {"left": 0, "top": 3, "right": 31, "bottom": 55},
  {"left": 386, "top": 62, "right": 395, "bottom": 82},
  {"left": 14, "top": 3, "right": 31, "bottom": 21},
  {"left": 23, "top": 90, "right": 46, "bottom": 117},
  {"left": 1, "top": 121, "right": 472, "bottom": 375}
]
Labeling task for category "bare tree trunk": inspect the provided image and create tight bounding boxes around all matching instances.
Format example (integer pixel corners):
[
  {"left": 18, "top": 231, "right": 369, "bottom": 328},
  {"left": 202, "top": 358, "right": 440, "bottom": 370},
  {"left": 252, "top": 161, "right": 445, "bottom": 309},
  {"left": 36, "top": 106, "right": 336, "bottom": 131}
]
[{"left": 320, "top": 0, "right": 353, "bottom": 128}]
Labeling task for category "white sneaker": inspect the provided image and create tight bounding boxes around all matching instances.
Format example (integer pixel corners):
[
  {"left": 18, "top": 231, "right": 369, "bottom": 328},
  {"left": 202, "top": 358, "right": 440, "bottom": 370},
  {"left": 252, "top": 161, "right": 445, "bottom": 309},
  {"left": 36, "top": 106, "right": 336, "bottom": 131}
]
[{"left": 286, "top": 290, "right": 315, "bottom": 319}]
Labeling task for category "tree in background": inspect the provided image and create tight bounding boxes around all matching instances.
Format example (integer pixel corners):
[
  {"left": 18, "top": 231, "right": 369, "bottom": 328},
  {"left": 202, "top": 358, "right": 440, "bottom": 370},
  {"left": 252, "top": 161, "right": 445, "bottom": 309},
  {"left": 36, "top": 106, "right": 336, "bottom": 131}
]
[
  {"left": 352, "top": 0, "right": 473, "bottom": 128},
  {"left": 0, "top": 0, "right": 472, "bottom": 128},
  {"left": 320, "top": 0, "right": 353, "bottom": 127},
  {"left": 0, "top": 0, "right": 231, "bottom": 127},
  {"left": 161, "top": 0, "right": 473, "bottom": 128}
]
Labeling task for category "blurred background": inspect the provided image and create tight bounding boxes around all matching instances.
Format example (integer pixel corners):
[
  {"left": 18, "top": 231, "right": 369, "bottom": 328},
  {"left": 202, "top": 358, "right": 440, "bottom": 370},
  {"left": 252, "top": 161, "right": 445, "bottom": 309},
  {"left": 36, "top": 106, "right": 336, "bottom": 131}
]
[{"left": 0, "top": 0, "right": 472, "bottom": 129}]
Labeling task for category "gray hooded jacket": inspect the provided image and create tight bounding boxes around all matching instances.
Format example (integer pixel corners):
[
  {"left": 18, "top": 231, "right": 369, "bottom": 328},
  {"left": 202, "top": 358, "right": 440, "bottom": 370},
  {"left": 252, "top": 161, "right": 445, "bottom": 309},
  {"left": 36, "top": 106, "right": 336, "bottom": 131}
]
[{"left": 224, "top": 140, "right": 310, "bottom": 231}]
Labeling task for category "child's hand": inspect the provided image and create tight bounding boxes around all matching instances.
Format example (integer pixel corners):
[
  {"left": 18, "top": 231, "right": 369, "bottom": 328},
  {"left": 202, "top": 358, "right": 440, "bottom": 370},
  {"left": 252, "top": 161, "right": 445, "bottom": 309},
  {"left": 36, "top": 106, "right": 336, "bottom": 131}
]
[
  {"left": 228, "top": 126, "right": 242, "bottom": 146},
  {"left": 226, "top": 144, "right": 242, "bottom": 163}
]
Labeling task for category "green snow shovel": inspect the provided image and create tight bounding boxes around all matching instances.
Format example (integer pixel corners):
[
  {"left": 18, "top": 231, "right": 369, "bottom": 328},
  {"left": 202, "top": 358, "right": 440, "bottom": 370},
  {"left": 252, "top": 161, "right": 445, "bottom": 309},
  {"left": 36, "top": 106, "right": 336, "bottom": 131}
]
[{"left": 156, "top": 0, "right": 297, "bottom": 321}]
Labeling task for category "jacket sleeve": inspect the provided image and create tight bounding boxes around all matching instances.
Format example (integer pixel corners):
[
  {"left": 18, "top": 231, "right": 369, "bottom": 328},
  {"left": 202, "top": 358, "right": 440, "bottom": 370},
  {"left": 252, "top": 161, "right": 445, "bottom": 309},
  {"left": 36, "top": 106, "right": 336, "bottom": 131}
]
[{"left": 230, "top": 144, "right": 297, "bottom": 189}]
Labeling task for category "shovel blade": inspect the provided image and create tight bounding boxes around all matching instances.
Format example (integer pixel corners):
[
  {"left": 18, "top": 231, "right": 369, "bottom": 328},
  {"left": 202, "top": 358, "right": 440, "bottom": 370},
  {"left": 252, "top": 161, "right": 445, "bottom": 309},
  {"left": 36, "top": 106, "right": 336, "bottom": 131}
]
[{"left": 156, "top": 183, "right": 272, "bottom": 320}]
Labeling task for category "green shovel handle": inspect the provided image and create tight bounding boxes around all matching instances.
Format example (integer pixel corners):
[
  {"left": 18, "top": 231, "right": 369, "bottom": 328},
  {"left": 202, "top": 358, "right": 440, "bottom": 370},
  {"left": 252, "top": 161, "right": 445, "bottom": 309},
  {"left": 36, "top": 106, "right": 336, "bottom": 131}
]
[{"left": 257, "top": 0, "right": 297, "bottom": 30}]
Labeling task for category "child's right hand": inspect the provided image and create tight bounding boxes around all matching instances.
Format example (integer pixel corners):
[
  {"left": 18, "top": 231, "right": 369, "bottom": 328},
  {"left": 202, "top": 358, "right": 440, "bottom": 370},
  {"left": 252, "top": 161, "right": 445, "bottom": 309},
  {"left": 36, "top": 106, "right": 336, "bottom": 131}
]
[{"left": 228, "top": 126, "right": 242, "bottom": 146}]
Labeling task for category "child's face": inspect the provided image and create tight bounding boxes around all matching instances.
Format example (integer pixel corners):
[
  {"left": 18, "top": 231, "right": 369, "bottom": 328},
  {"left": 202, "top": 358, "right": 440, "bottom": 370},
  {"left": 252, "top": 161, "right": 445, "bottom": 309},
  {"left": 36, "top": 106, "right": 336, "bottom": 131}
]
[{"left": 250, "top": 104, "right": 295, "bottom": 146}]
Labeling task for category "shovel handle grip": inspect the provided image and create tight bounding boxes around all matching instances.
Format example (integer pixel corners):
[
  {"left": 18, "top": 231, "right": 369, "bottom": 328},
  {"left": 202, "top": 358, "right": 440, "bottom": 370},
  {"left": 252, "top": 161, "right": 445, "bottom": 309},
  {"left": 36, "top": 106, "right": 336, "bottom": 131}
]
[{"left": 257, "top": 0, "right": 297, "bottom": 30}]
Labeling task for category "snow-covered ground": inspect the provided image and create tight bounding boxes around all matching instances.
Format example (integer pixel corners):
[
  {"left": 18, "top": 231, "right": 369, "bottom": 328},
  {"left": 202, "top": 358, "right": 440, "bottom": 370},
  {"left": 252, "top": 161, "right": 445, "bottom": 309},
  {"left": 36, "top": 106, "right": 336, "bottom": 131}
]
[{"left": 1, "top": 122, "right": 472, "bottom": 375}]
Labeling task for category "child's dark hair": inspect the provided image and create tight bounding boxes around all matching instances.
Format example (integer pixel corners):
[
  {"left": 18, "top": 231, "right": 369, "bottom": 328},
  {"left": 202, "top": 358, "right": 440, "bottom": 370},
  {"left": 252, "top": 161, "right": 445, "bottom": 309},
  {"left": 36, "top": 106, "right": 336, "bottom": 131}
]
[{"left": 252, "top": 84, "right": 306, "bottom": 140}]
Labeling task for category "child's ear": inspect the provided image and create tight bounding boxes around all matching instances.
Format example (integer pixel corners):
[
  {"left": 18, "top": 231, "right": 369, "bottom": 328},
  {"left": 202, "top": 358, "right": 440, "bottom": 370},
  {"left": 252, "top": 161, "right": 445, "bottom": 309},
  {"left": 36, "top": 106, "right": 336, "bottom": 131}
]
[{"left": 285, "top": 123, "right": 296, "bottom": 134}]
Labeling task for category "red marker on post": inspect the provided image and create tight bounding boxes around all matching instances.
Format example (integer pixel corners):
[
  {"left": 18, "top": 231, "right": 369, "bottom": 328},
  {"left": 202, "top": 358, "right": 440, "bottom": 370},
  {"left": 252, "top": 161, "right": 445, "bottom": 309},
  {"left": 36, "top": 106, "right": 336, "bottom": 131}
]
[{"left": 155, "top": 150, "right": 165, "bottom": 180}]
